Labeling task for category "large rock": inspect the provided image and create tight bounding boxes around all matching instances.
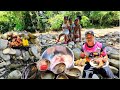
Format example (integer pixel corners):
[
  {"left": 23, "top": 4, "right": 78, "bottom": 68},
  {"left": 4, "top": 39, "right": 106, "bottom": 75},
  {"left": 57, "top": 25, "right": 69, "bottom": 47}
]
[
  {"left": 0, "top": 39, "right": 8, "bottom": 50},
  {"left": 0, "top": 60, "right": 7, "bottom": 68},
  {"left": 30, "top": 46, "right": 40, "bottom": 59},
  {"left": 109, "top": 65, "right": 119, "bottom": 75},
  {"left": 8, "top": 64, "right": 22, "bottom": 69},
  {"left": 15, "top": 49, "right": 22, "bottom": 57},
  {"left": 22, "top": 51, "right": 30, "bottom": 61},
  {"left": 108, "top": 59, "right": 119, "bottom": 69},
  {"left": 109, "top": 54, "right": 120, "bottom": 60},
  {"left": 3, "top": 48, "right": 16, "bottom": 55},
  {"left": 0, "top": 68, "right": 6, "bottom": 72},
  {"left": 0, "top": 51, "right": 10, "bottom": 61},
  {"left": 0, "top": 54, "right": 10, "bottom": 61},
  {"left": 0, "top": 70, "right": 6, "bottom": 77},
  {"left": 72, "top": 48, "right": 81, "bottom": 60},
  {"left": 105, "top": 46, "right": 113, "bottom": 55},
  {"left": 7, "top": 70, "right": 22, "bottom": 79}
]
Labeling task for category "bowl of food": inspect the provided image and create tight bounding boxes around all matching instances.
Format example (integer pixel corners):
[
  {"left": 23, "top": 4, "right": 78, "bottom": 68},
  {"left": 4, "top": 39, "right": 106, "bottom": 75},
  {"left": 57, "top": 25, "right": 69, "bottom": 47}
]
[
  {"left": 40, "top": 70, "right": 55, "bottom": 79},
  {"left": 36, "top": 59, "right": 51, "bottom": 71},
  {"left": 89, "top": 58, "right": 109, "bottom": 68},
  {"left": 65, "top": 67, "right": 81, "bottom": 79},
  {"left": 41, "top": 45, "right": 74, "bottom": 69},
  {"left": 51, "top": 63, "right": 66, "bottom": 74},
  {"left": 56, "top": 73, "right": 69, "bottom": 79}
]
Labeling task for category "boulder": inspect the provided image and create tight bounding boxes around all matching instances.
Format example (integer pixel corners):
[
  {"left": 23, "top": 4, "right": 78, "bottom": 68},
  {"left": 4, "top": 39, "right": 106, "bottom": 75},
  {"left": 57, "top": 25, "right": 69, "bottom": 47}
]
[
  {"left": 3, "top": 48, "right": 16, "bottom": 55},
  {"left": 109, "top": 65, "right": 119, "bottom": 75},
  {"left": 72, "top": 48, "right": 81, "bottom": 60},
  {"left": 109, "top": 54, "right": 120, "bottom": 60},
  {"left": 7, "top": 70, "right": 22, "bottom": 79},
  {"left": 22, "top": 51, "right": 30, "bottom": 61},
  {"left": 15, "top": 49, "right": 21, "bottom": 57},
  {"left": 0, "top": 39, "right": 8, "bottom": 50},
  {"left": 108, "top": 59, "right": 119, "bottom": 69}
]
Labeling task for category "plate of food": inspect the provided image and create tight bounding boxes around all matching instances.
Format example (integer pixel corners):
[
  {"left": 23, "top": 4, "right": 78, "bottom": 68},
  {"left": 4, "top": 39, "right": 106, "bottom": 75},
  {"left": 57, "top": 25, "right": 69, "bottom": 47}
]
[{"left": 89, "top": 58, "right": 109, "bottom": 68}]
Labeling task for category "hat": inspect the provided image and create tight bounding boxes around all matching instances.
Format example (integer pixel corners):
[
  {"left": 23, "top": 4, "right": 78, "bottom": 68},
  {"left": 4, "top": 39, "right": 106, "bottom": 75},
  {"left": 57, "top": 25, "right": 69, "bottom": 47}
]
[{"left": 85, "top": 30, "right": 94, "bottom": 36}]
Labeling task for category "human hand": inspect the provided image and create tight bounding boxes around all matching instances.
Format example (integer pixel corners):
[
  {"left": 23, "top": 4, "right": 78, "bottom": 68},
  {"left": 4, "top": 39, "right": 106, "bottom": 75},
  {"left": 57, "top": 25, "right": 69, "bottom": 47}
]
[
  {"left": 80, "top": 52, "right": 85, "bottom": 58},
  {"left": 94, "top": 57, "right": 104, "bottom": 68}
]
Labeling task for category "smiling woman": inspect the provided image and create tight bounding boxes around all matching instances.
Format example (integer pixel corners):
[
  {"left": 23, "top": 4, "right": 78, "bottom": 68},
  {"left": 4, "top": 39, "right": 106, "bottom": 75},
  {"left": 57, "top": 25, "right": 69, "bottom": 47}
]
[{"left": 81, "top": 30, "right": 117, "bottom": 79}]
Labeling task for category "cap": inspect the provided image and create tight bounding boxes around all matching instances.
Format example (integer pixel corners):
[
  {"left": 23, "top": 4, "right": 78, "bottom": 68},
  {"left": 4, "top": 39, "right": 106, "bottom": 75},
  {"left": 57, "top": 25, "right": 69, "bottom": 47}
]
[{"left": 85, "top": 30, "right": 94, "bottom": 36}]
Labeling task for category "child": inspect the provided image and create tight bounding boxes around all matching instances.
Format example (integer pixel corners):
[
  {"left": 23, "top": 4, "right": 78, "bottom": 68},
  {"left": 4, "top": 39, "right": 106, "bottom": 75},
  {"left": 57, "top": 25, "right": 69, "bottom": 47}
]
[
  {"left": 73, "top": 17, "right": 82, "bottom": 42},
  {"left": 68, "top": 17, "right": 75, "bottom": 41},
  {"left": 56, "top": 16, "right": 70, "bottom": 44}
]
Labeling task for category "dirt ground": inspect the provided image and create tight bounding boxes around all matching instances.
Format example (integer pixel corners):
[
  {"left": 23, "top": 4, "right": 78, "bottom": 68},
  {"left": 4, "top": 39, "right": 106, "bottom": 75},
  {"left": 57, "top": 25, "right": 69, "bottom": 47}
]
[{"left": 34, "top": 26, "right": 120, "bottom": 38}]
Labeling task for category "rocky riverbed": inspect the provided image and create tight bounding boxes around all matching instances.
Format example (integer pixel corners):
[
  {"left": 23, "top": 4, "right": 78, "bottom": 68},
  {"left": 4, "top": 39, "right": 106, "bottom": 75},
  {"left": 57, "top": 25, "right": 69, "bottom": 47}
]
[{"left": 0, "top": 30, "right": 119, "bottom": 79}]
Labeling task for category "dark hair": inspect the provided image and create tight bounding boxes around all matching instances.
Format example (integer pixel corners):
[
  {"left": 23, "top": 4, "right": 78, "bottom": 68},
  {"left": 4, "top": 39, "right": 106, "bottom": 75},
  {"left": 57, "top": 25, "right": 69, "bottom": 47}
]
[
  {"left": 77, "top": 16, "right": 82, "bottom": 20},
  {"left": 69, "top": 17, "right": 72, "bottom": 21},
  {"left": 64, "top": 16, "right": 68, "bottom": 20},
  {"left": 85, "top": 30, "right": 94, "bottom": 36}
]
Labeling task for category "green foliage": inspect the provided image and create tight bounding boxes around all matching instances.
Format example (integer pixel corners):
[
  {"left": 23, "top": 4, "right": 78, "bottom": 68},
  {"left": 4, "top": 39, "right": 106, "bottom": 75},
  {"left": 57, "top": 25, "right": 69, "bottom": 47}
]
[
  {"left": 48, "top": 14, "right": 64, "bottom": 30},
  {"left": 81, "top": 16, "right": 92, "bottom": 27},
  {"left": 0, "top": 11, "right": 119, "bottom": 33}
]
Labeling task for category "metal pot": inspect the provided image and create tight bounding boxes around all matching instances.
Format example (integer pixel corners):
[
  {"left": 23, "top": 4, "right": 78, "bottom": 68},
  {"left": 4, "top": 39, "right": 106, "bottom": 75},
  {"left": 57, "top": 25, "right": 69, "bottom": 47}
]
[{"left": 41, "top": 45, "right": 74, "bottom": 69}]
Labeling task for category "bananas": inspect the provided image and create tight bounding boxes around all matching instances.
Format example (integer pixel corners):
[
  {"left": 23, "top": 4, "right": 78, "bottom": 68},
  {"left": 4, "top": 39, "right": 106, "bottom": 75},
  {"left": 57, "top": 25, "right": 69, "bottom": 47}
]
[{"left": 74, "top": 58, "right": 86, "bottom": 66}]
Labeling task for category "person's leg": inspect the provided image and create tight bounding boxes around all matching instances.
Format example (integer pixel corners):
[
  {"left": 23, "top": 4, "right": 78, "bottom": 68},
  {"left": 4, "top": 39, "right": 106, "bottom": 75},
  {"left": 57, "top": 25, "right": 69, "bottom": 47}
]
[
  {"left": 64, "top": 35, "right": 69, "bottom": 44},
  {"left": 57, "top": 33, "right": 64, "bottom": 42},
  {"left": 99, "top": 66, "right": 116, "bottom": 79},
  {"left": 82, "top": 63, "right": 94, "bottom": 78}
]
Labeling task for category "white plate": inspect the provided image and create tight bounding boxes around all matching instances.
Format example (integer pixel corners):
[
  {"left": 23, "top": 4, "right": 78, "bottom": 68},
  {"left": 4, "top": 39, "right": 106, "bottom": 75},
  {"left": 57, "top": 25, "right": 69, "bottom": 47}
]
[{"left": 89, "top": 60, "right": 109, "bottom": 68}]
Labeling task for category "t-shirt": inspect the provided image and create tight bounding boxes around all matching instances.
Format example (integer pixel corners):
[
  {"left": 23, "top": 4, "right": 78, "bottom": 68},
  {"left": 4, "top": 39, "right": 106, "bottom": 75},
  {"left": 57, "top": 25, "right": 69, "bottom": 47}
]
[
  {"left": 81, "top": 41, "right": 107, "bottom": 57},
  {"left": 62, "top": 23, "right": 70, "bottom": 30},
  {"left": 70, "top": 23, "right": 75, "bottom": 33},
  {"left": 62, "top": 23, "right": 70, "bottom": 35}
]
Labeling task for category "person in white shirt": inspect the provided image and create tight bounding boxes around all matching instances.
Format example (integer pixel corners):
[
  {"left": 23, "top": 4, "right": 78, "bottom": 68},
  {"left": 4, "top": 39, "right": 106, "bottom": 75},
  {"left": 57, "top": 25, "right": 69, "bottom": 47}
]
[{"left": 56, "top": 16, "right": 70, "bottom": 44}]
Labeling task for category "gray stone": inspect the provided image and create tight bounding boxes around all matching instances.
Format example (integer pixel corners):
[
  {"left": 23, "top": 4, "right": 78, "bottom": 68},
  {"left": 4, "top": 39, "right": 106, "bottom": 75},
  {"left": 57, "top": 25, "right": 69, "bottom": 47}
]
[
  {"left": 3, "top": 48, "right": 16, "bottom": 55},
  {"left": 108, "top": 59, "right": 119, "bottom": 69},
  {"left": 15, "top": 49, "right": 22, "bottom": 56},
  {"left": 68, "top": 41, "right": 75, "bottom": 46},
  {"left": 109, "top": 54, "right": 120, "bottom": 60},
  {"left": 109, "top": 65, "right": 119, "bottom": 74},
  {"left": 116, "top": 37, "right": 120, "bottom": 43},
  {"left": 0, "top": 52, "right": 10, "bottom": 61},
  {"left": 0, "top": 70, "right": 6, "bottom": 77},
  {"left": 30, "top": 46, "right": 40, "bottom": 59},
  {"left": 41, "top": 39, "right": 47, "bottom": 44},
  {"left": 0, "top": 39, "right": 8, "bottom": 50},
  {"left": 6, "top": 60, "right": 11, "bottom": 66},
  {"left": 0, "top": 68, "right": 6, "bottom": 72},
  {"left": 0, "top": 77, "right": 4, "bottom": 79},
  {"left": 0, "top": 60, "right": 6, "bottom": 68},
  {"left": 9, "top": 64, "right": 22, "bottom": 69},
  {"left": 109, "top": 48, "right": 119, "bottom": 54},
  {"left": 22, "top": 51, "right": 30, "bottom": 61},
  {"left": 72, "top": 48, "right": 81, "bottom": 60},
  {"left": 7, "top": 70, "right": 22, "bottom": 79}
]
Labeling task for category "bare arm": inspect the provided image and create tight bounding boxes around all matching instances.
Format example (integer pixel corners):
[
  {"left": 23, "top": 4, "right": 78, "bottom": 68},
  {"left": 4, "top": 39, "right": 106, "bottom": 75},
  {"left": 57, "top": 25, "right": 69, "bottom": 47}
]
[{"left": 79, "top": 26, "right": 81, "bottom": 41}]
